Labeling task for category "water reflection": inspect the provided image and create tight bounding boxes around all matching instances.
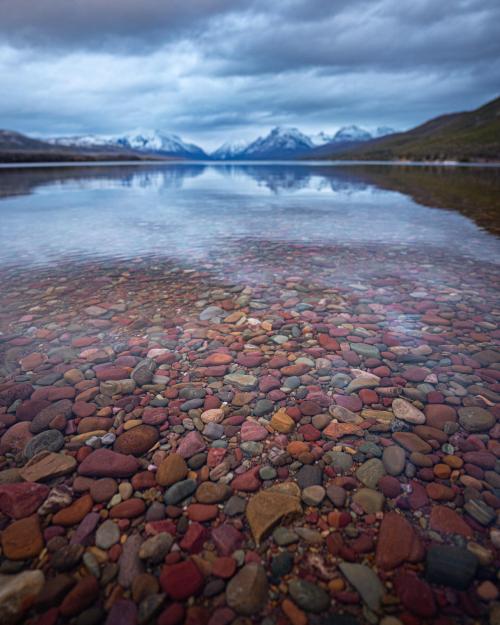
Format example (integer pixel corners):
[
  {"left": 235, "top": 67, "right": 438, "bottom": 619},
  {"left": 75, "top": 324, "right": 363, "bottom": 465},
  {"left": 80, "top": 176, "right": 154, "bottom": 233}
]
[{"left": 0, "top": 163, "right": 498, "bottom": 273}]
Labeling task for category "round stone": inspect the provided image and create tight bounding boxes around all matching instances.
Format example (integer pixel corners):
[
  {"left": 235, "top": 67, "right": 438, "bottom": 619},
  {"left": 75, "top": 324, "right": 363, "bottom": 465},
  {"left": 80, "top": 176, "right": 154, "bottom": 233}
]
[
  {"left": 113, "top": 425, "right": 159, "bottom": 456},
  {"left": 458, "top": 407, "right": 494, "bottom": 432}
]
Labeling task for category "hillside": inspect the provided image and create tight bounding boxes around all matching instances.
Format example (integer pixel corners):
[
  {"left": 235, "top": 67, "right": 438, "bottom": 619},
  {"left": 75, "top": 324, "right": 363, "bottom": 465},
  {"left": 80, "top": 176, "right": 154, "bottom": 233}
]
[
  {"left": 0, "top": 130, "right": 169, "bottom": 163},
  {"left": 317, "top": 96, "right": 500, "bottom": 162}
]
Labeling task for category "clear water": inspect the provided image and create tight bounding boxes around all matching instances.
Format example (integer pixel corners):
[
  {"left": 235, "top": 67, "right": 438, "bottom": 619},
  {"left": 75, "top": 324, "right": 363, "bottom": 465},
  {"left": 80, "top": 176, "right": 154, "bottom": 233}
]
[{"left": 0, "top": 163, "right": 499, "bottom": 276}]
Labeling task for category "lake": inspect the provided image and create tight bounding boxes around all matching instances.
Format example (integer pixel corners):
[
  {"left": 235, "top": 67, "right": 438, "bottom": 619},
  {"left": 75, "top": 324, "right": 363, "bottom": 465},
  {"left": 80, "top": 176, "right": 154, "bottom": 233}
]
[{"left": 0, "top": 162, "right": 499, "bottom": 624}]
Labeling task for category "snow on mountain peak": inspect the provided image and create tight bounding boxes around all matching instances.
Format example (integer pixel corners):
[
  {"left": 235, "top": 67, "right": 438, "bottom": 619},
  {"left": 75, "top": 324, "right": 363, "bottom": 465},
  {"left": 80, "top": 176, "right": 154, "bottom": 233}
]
[
  {"left": 333, "top": 125, "right": 372, "bottom": 142},
  {"left": 211, "top": 139, "right": 250, "bottom": 159}
]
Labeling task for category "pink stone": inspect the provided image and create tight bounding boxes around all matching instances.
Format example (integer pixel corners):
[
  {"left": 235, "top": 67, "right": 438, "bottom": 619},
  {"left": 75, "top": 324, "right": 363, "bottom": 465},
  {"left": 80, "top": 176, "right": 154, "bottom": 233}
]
[
  {"left": 177, "top": 431, "right": 206, "bottom": 458},
  {"left": 0, "top": 421, "right": 33, "bottom": 454},
  {"left": 143, "top": 406, "right": 168, "bottom": 425},
  {"left": 78, "top": 449, "right": 140, "bottom": 477},
  {"left": 211, "top": 523, "right": 243, "bottom": 556},
  {"left": 333, "top": 394, "right": 362, "bottom": 412},
  {"left": 241, "top": 421, "right": 268, "bottom": 442},
  {"left": 0, "top": 482, "right": 49, "bottom": 519},
  {"left": 231, "top": 467, "right": 261, "bottom": 492}
]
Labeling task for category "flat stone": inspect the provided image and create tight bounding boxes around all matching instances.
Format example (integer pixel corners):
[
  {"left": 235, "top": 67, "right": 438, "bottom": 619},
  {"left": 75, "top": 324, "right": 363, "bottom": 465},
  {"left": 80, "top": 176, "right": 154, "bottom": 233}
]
[
  {"left": 356, "top": 458, "right": 385, "bottom": 489},
  {"left": 339, "top": 562, "right": 384, "bottom": 611},
  {"left": 288, "top": 579, "right": 330, "bottom": 613},
  {"left": 392, "top": 398, "right": 426, "bottom": 424},
  {"left": 464, "top": 499, "right": 495, "bottom": 526},
  {"left": 350, "top": 343, "right": 380, "bottom": 359},
  {"left": 458, "top": 407, "right": 494, "bottom": 432},
  {"left": 323, "top": 421, "right": 362, "bottom": 440},
  {"left": 226, "top": 563, "right": 268, "bottom": 615},
  {"left": 19, "top": 451, "right": 76, "bottom": 482},
  {"left": 246, "top": 485, "right": 302, "bottom": 544},
  {"left": 426, "top": 545, "right": 478, "bottom": 589},
  {"left": 0, "top": 571, "right": 45, "bottom": 625},
  {"left": 429, "top": 505, "right": 473, "bottom": 537},
  {"left": 78, "top": 449, "right": 140, "bottom": 477},
  {"left": 241, "top": 421, "right": 268, "bottom": 441},
  {"left": 393, "top": 432, "right": 432, "bottom": 454},
  {"left": 224, "top": 373, "right": 258, "bottom": 391}
]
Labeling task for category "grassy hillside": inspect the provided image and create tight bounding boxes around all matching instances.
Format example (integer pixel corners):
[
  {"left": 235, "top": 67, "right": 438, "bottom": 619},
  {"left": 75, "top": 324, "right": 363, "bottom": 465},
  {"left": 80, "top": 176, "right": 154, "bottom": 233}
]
[{"left": 318, "top": 96, "right": 500, "bottom": 162}]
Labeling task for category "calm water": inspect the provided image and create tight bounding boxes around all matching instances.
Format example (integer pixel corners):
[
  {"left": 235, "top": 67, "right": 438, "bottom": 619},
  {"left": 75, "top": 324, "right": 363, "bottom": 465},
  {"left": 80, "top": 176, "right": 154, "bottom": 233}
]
[{"left": 0, "top": 163, "right": 499, "bottom": 276}]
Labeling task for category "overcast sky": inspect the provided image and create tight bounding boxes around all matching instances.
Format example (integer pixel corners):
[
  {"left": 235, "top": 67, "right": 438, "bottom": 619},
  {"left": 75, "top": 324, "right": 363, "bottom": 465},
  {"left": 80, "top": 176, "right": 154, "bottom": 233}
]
[{"left": 0, "top": 0, "right": 499, "bottom": 149}]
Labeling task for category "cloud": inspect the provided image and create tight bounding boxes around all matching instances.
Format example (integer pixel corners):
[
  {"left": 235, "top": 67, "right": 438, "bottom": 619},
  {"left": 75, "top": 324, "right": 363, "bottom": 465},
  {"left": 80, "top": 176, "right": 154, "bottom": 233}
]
[{"left": 0, "top": 0, "right": 498, "bottom": 148}]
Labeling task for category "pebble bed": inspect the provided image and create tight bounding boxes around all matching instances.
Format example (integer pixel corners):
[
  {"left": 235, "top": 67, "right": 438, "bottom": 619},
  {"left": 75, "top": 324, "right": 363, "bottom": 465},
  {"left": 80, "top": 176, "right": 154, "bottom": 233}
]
[{"left": 0, "top": 238, "right": 499, "bottom": 625}]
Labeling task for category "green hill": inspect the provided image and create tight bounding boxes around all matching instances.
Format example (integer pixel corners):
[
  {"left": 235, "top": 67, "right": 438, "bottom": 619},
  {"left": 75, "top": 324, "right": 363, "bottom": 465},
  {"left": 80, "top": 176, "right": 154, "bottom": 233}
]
[{"left": 318, "top": 96, "right": 500, "bottom": 162}]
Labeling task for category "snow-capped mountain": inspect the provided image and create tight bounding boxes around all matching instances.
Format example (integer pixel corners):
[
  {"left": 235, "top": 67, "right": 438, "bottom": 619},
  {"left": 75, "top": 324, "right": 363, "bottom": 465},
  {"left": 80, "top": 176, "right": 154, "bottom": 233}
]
[
  {"left": 212, "top": 127, "right": 315, "bottom": 160},
  {"left": 311, "top": 131, "right": 336, "bottom": 146},
  {"left": 48, "top": 130, "right": 207, "bottom": 159},
  {"left": 245, "top": 127, "right": 314, "bottom": 158},
  {"left": 210, "top": 140, "right": 250, "bottom": 160},
  {"left": 331, "top": 125, "right": 372, "bottom": 143}
]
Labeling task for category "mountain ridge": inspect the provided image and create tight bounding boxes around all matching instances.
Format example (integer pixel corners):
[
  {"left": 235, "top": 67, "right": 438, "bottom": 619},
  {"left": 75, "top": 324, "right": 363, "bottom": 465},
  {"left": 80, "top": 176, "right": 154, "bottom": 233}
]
[{"left": 1, "top": 96, "right": 498, "bottom": 163}]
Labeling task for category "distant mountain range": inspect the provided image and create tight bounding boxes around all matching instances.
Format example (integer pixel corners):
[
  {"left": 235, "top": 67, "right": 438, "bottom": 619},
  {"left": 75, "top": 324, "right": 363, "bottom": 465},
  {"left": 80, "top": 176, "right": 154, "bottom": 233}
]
[
  {"left": 48, "top": 130, "right": 207, "bottom": 159},
  {"left": 0, "top": 96, "right": 498, "bottom": 162}
]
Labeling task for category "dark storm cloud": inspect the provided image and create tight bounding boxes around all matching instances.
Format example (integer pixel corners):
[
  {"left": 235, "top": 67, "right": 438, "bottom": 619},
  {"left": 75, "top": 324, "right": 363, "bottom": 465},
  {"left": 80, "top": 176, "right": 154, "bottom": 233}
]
[{"left": 0, "top": 0, "right": 498, "bottom": 148}]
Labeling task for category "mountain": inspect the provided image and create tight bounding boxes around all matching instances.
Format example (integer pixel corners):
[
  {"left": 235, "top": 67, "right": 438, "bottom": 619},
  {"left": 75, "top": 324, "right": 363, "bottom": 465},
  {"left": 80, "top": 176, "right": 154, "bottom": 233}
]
[
  {"left": 0, "top": 130, "right": 133, "bottom": 163},
  {"left": 49, "top": 130, "right": 207, "bottom": 159},
  {"left": 211, "top": 140, "right": 250, "bottom": 160},
  {"left": 225, "top": 127, "right": 315, "bottom": 160},
  {"left": 331, "top": 125, "right": 372, "bottom": 143},
  {"left": 318, "top": 97, "right": 500, "bottom": 162},
  {"left": 229, "top": 124, "right": 396, "bottom": 160}
]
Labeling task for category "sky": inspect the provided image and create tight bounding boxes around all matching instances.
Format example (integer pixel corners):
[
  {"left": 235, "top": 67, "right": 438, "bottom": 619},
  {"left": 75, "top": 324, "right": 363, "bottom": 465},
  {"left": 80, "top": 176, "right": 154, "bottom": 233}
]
[{"left": 0, "top": 0, "right": 499, "bottom": 150}]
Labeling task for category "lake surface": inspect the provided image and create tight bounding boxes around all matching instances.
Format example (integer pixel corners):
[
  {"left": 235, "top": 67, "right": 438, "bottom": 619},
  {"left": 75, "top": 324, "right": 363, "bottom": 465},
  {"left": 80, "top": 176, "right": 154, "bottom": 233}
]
[
  {"left": 0, "top": 162, "right": 499, "bottom": 274},
  {"left": 0, "top": 163, "right": 499, "bottom": 624}
]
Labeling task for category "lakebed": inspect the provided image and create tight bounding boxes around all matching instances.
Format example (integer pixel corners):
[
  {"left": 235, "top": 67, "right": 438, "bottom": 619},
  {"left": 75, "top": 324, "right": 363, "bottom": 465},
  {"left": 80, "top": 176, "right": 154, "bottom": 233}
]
[{"left": 0, "top": 162, "right": 499, "bottom": 625}]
